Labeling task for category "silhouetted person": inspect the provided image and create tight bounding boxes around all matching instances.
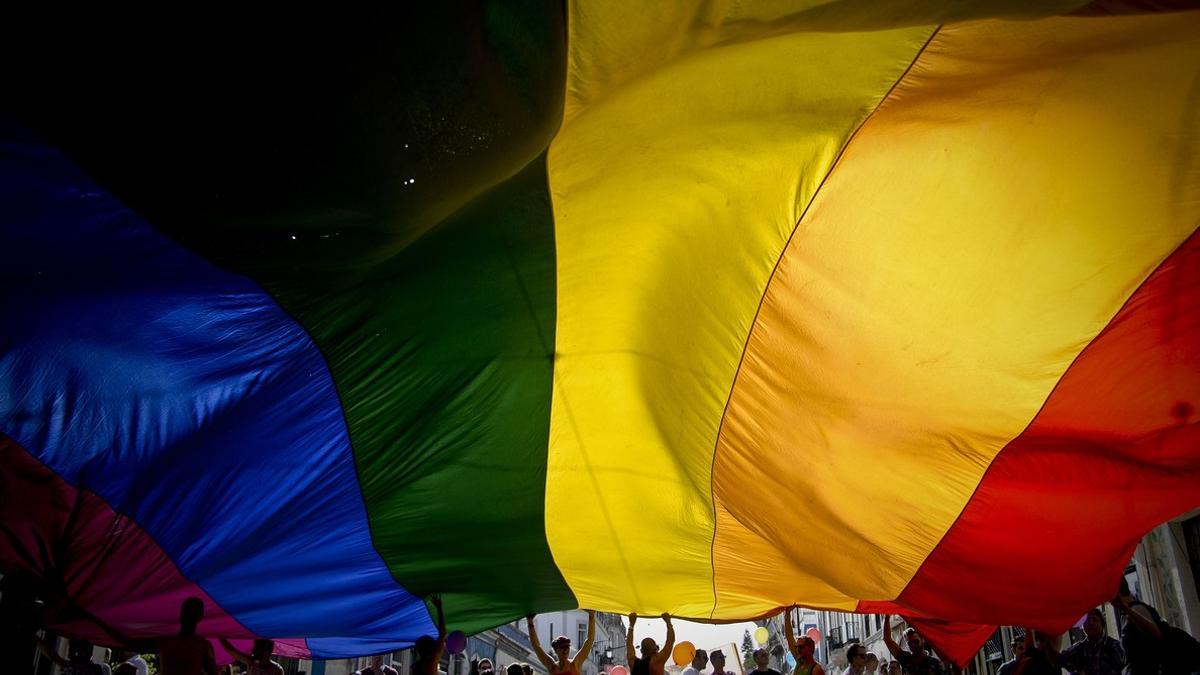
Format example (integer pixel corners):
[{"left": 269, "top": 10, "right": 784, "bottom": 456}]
[
  {"left": 997, "top": 638, "right": 1025, "bottom": 675},
  {"left": 529, "top": 610, "right": 595, "bottom": 675},
  {"left": 785, "top": 611, "right": 826, "bottom": 675},
  {"left": 883, "top": 617, "right": 943, "bottom": 675},
  {"left": 681, "top": 649, "right": 708, "bottom": 675},
  {"left": 1, "top": 572, "right": 44, "bottom": 675},
  {"left": 412, "top": 595, "right": 447, "bottom": 675},
  {"left": 158, "top": 598, "right": 218, "bottom": 675},
  {"left": 627, "top": 614, "right": 675, "bottom": 675},
  {"left": 220, "top": 638, "right": 283, "bottom": 675},
  {"left": 1012, "top": 629, "right": 1061, "bottom": 675},
  {"left": 711, "top": 650, "right": 735, "bottom": 675},
  {"left": 749, "top": 648, "right": 784, "bottom": 675},
  {"left": 1057, "top": 609, "right": 1124, "bottom": 675}
]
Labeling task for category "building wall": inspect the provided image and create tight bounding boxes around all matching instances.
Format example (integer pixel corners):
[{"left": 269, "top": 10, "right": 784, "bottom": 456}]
[
  {"left": 1133, "top": 511, "right": 1200, "bottom": 635},
  {"left": 593, "top": 611, "right": 628, "bottom": 670},
  {"left": 812, "top": 610, "right": 896, "bottom": 672}
]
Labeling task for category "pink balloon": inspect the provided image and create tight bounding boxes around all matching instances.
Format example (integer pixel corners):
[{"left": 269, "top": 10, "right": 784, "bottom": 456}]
[
  {"left": 611, "top": 667, "right": 629, "bottom": 675},
  {"left": 806, "top": 628, "right": 821, "bottom": 645},
  {"left": 446, "top": 630, "right": 468, "bottom": 655}
]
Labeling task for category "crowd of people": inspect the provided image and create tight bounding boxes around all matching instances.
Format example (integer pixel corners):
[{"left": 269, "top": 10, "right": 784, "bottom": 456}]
[
  {"left": 21, "top": 577, "right": 1199, "bottom": 675},
  {"left": 991, "top": 581, "right": 1200, "bottom": 675}
]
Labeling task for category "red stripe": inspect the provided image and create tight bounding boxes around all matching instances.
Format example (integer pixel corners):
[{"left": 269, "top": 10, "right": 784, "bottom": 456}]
[
  {"left": 881, "top": 229, "right": 1200, "bottom": 661},
  {"left": 0, "top": 435, "right": 310, "bottom": 659}
]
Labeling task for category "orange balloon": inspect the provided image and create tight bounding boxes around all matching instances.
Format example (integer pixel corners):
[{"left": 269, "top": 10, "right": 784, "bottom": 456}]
[{"left": 672, "top": 641, "right": 697, "bottom": 666}]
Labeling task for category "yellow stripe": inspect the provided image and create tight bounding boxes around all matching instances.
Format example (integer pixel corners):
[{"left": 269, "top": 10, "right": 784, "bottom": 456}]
[
  {"left": 544, "top": 0, "right": 935, "bottom": 615},
  {"left": 710, "top": 12, "right": 1200, "bottom": 617},
  {"left": 560, "top": 1, "right": 1091, "bottom": 126}
]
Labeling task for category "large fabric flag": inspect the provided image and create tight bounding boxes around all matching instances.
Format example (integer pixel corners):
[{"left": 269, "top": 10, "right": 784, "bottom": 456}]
[{"left": 3, "top": 0, "right": 1198, "bottom": 664}]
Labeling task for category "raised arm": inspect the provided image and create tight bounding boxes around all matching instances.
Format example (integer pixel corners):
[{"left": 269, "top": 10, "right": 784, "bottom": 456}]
[
  {"left": 527, "top": 615, "right": 556, "bottom": 671},
  {"left": 573, "top": 611, "right": 597, "bottom": 669},
  {"left": 1115, "top": 597, "right": 1163, "bottom": 641},
  {"left": 432, "top": 594, "right": 448, "bottom": 663},
  {"left": 883, "top": 616, "right": 903, "bottom": 660},
  {"left": 627, "top": 614, "right": 637, "bottom": 668},
  {"left": 653, "top": 614, "right": 675, "bottom": 668},
  {"left": 784, "top": 609, "right": 797, "bottom": 655},
  {"left": 219, "top": 638, "right": 252, "bottom": 665},
  {"left": 203, "top": 641, "right": 220, "bottom": 675}
]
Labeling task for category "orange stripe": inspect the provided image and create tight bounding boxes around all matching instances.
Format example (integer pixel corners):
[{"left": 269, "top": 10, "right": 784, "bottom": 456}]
[{"left": 710, "top": 10, "right": 1200, "bottom": 618}]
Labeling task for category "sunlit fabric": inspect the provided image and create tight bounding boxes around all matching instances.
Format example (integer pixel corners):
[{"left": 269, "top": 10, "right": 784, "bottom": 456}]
[{"left": 2, "top": 0, "right": 1198, "bottom": 663}]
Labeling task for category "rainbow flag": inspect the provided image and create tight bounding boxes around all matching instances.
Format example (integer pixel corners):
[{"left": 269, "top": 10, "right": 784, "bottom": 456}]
[{"left": 3, "top": 1, "right": 1198, "bottom": 664}]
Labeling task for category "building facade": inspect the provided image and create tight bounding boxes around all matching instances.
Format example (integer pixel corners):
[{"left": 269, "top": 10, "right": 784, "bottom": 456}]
[
  {"left": 813, "top": 610, "right": 891, "bottom": 672},
  {"left": 755, "top": 608, "right": 821, "bottom": 673}
]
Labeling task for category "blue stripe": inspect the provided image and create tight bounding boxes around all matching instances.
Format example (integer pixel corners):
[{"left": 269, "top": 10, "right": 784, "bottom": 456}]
[{"left": 0, "top": 124, "right": 434, "bottom": 652}]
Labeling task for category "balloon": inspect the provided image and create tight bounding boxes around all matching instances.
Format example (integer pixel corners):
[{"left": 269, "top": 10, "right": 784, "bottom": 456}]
[
  {"left": 446, "top": 630, "right": 468, "bottom": 655},
  {"left": 672, "top": 641, "right": 697, "bottom": 666},
  {"left": 806, "top": 628, "right": 821, "bottom": 645},
  {"left": 611, "top": 667, "right": 629, "bottom": 675},
  {"left": 755, "top": 627, "right": 770, "bottom": 645}
]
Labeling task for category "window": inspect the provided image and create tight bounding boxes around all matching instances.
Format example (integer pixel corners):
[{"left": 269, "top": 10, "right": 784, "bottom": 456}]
[
  {"left": 579, "top": 622, "right": 587, "bottom": 648},
  {"left": 983, "top": 629, "right": 1003, "bottom": 661}
]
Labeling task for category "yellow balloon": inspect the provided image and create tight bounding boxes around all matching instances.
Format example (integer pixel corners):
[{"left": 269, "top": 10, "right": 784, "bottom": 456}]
[{"left": 754, "top": 626, "right": 769, "bottom": 645}]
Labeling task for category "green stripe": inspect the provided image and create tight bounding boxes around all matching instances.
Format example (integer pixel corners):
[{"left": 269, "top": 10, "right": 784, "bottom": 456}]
[{"left": 274, "top": 154, "right": 575, "bottom": 629}]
